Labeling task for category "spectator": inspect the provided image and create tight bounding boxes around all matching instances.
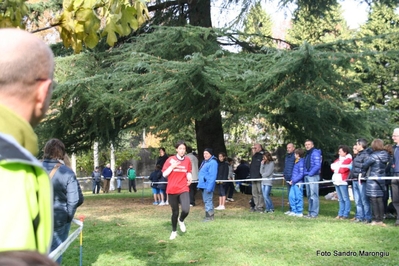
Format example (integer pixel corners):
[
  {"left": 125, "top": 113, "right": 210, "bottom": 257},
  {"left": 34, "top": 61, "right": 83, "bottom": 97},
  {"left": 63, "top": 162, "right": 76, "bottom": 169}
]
[
  {"left": 186, "top": 146, "right": 199, "bottom": 206},
  {"left": 215, "top": 152, "right": 229, "bottom": 210},
  {"left": 260, "top": 151, "right": 275, "bottom": 213},
  {"left": 249, "top": 143, "right": 265, "bottom": 212},
  {"left": 162, "top": 141, "right": 192, "bottom": 240},
  {"left": 225, "top": 157, "right": 236, "bottom": 202},
  {"left": 157, "top": 147, "right": 169, "bottom": 168},
  {"left": 198, "top": 148, "right": 218, "bottom": 221},
  {"left": 234, "top": 159, "right": 250, "bottom": 193},
  {"left": 331, "top": 145, "right": 352, "bottom": 220},
  {"left": 149, "top": 165, "right": 162, "bottom": 205},
  {"left": 283, "top": 143, "right": 296, "bottom": 214},
  {"left": 350, "top": 138, "right": 371, "bottom": 223},
  {"left": 391, "top": 128, "right": 399, "bottom": 226},
  {"left": 91, "top": 166, "right": 101, "bottom": 194},
  {"left": 42, "top": 139, "right": 84, "bottom": 264},
  {"left": 127, "top": 164, "right": 137, "bottom": 193},
  {"left": 0, "top": 28, "right": 54, "bottom": 253},
  {"left": 362, "top": 139, "right": 389, "bottom": 227},
  {"left": 102, "top": 163, "right": 113, "bottom": 193},
  {"left": 115, "top": 166, "right": 124, "bottom": 193},
  {"left": 288, "top": 148, "right": 306, "bottom": 217},
  {"left": 303, "top": 139, "right": 322, "bottom": 218}
]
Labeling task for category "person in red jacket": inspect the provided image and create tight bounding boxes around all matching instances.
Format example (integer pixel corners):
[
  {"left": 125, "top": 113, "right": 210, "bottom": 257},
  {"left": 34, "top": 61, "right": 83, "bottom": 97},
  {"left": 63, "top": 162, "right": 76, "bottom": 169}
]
[
  {"left": 331, "top": 145, "right": 353, "bottom": 219},
  {"left": 162, "top": 140, "right": 192, "bottom": 240}
]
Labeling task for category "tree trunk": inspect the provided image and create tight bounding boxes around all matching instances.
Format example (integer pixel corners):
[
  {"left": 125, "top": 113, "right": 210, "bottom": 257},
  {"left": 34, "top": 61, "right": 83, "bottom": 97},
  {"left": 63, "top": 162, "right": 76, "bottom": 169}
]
[
  {"left": 187, "top": 0, "right": 212, "bottom": 27},
  {"left": 189, "top": 0, "right": 226, "bottom": 160},
  {"left": 195, "top": 109, "right": 226, "bottom": 161},
  {"left": 93, "top": 142, "right": 99, "bottom": 168},
  {"left": 110, "top": 142, "right": 116, "bottom": 191}
]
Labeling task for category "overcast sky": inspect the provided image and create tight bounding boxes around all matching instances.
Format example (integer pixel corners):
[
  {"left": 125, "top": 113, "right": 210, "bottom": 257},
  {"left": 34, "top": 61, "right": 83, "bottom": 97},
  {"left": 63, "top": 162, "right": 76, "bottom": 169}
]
[{"left": 212, "top": 0, "right": 369, "bottom": 29}]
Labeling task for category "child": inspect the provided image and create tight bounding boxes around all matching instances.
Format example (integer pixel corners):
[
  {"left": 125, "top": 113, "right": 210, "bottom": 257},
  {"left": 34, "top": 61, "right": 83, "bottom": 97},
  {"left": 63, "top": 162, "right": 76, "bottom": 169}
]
[
  {"left": 149, "top": 165, "right": 162, "bottom": 205},
  {"left": 288, "top": 148, "right": 305, "bottom": 217},
  {"left": 91, "top": 166, "right": 101, "bottom": 194}
]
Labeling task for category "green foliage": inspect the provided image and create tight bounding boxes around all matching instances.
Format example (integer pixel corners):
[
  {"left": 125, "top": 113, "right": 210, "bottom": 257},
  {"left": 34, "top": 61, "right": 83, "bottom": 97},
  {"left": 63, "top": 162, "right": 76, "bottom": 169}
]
[
  {"left": 241, "top": 2, "right": 275, "bottom": 49},
  {"left": 37, "top": 24, "right": 399, "bottom": 155},
  {"left": 355, "top": 2, "right": 399, "bottom": 121},
  {"left": 288, "top": 3, "right": 352, "bottom": 45}
]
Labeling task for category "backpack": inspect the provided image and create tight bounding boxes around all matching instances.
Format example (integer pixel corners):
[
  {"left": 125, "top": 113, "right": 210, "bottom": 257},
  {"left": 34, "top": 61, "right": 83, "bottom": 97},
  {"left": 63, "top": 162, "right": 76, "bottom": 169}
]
[{"left": 128, "top": 168, "right": 136, "bottom": 179}]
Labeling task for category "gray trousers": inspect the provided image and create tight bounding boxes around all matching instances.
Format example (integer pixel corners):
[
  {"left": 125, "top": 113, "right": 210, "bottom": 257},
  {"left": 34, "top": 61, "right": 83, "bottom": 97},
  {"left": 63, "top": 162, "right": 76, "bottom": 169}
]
[
  {"left": 252, "top": 181, "right": 265, "bottom": 211},
  {"left": 391, "top": 175, "right": 399, "bottom": 222}
]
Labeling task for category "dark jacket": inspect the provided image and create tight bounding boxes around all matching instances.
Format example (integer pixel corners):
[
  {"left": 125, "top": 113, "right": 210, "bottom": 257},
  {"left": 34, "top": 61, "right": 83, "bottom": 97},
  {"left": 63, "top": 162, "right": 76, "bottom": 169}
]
[
  {"left": 91, "top": 170, "right": 101, "bottom": 182},
  {"left": 116, "top": 169, "right": 124, "bottom": 180},
  {"left": 235, "top": 162, "right": 250, "bottom": 180},
  {"left": 217, "top": 161, "right": 229, "bottom": 181},
  {"left": 156, "top": 154, "right": 169, "bottom": 168},
  {"left": 283, "top": 152, "right": 295, "bottom": 181},
  {"left": 362, "top": 150, "right": 389, "bottom": 198},
  {"left": 102, "top": 167, "right": 113, "bottom": 179},
  {"left": 149, "top": 169, "right": 162, "bottom": 188},
  {"left": 250, "top": 151, "right": 264, "bottom": 179},
  {"left": 42, "top": 159, "right": 84, "bottom": 229},
  {"left": 350, "top": 148, "right": 371, "bottom": 181}
]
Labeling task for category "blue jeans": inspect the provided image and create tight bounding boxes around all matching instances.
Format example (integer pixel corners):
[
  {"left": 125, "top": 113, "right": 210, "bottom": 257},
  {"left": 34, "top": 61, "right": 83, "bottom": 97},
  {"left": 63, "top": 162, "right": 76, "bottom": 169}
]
[
  {"left": 289, "top": 184, "right": 303, "bottom": 214},
  {"left": 50, "top": 222, "right": 71, "bottom": 264},
  {"left": 305, "top": 175, "right": 319, "bottom": 217},
  {"left": 116, "top": 179, "right": 122, "bottom": 189},
  {"left": 202, "top": 190, "right": 214, "bottom": 213},
  {"left": 92, "top": 181, "right": 100, "bottom": 194},
  {"left": 352, "top": 181, "right": 371, "bottom": 221},
  {"left": 335, "top": 185, "right": 351, "bottom": 217},
  {"left": 261, "top": 185, "right": 274, "bottom": 211}
]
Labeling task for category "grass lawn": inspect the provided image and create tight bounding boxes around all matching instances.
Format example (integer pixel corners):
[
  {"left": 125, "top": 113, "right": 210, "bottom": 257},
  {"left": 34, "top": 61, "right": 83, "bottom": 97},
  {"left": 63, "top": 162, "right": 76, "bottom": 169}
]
[{"left": 62, "top": 186, "right": 397, "bottom": 266}]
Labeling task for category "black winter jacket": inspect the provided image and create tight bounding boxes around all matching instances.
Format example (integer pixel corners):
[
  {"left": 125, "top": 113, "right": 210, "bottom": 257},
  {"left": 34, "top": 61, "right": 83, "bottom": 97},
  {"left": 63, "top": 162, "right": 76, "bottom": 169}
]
[
  {"left": 250, "top": 151, "right": 264, "bottom": 179},
  {"left": 362, "top": 150, "right": 389, "bottom": 198},
  {"left": 350, "top": 148, "right": 371, "bottom": 181},
  {"left": 217, "top": 161, "right": 229, "bottom": 181}
]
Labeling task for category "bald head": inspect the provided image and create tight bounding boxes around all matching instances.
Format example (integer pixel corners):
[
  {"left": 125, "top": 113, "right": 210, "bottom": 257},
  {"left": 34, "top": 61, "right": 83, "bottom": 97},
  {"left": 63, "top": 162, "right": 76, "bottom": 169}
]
[
  {"left": 0, "top": 29, "right": 54, "bottom": 90},
  {"left": 0, "top": 29, "right": 54, "bottom": 126}
]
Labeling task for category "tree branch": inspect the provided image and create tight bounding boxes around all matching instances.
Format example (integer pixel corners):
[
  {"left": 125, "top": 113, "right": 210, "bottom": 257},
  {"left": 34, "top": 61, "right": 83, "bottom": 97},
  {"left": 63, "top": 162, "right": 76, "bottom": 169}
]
[{"left": 148, "top": 0, "right": 189, "bottom": 12}]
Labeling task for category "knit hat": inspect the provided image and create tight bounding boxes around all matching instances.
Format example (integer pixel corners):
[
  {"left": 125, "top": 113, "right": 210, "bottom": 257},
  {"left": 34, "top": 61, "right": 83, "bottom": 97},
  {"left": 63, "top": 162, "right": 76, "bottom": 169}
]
[{"left": 204, "top": 148, "right": 213, "bottom": 155}]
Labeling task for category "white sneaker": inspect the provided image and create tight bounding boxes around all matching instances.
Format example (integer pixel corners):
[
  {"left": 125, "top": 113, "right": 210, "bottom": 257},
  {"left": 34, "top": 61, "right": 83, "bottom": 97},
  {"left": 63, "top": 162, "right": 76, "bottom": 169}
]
[
  {"left": 178, "top": 220, "right": 186, "bottom": 232},
  {"left": 227, "top": 198, "right": 234, "bottom": 202},
  {"left": 289, "top": 212, "right": 297, "bottom": 216},
  {"left": 169, "top": 231, "right": 177, "bottom": 240},
  {"left": 165, "top": 201, "right": 169, "bottom": 205},
  {"left": 296, "top": 213, "right": 303, "bottom": 217},
  {"left": 158, "top": 202, "right": 166, "bottom": 206},
  {"left": 284, "top": 211, "right": 292, "bottom": 215},
  {"left": 215, "top": 205, "right": 225, "bottom": 210}
]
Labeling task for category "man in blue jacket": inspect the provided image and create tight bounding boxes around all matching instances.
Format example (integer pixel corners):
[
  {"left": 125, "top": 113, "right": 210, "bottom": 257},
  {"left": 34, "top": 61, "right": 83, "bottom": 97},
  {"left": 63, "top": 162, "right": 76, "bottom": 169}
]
[
  {"left": 304, "top": 140, "right": 322, "bottom": 218},
  {"left": 102, "top": 163, "right": 113, "bottom": 193},
  {"left": 197, "top": 148, "right": 218, "bottom": 221},
  {"left": 283, "top": 143, "right": 296, "bottom": 214}
]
